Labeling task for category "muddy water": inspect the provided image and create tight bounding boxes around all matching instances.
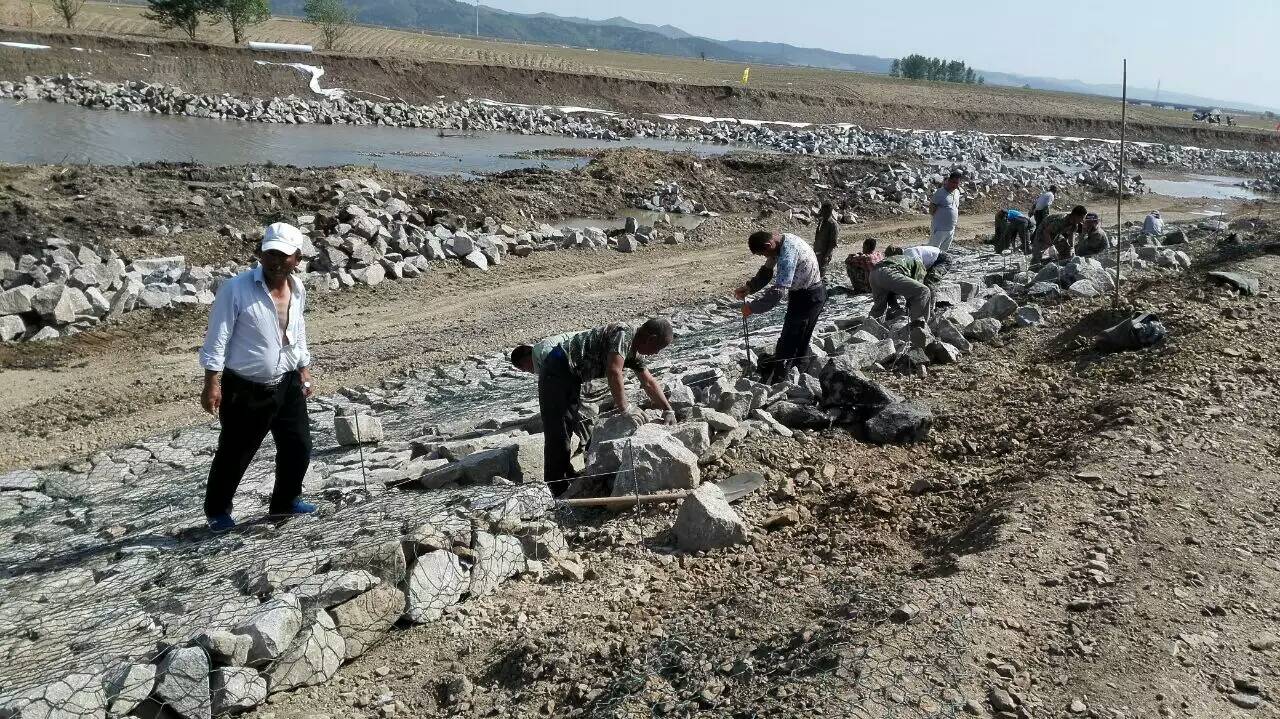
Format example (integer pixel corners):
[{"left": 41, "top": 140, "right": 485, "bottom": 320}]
[
  {"left": 0, "top": 99, "right": 733, "bottom": 176},
  {"left": 1142, "top": 173, "right": 1263, "bottom": 201}
]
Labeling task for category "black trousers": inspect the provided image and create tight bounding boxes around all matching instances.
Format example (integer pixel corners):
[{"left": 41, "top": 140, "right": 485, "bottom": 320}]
[
  {"left": 764, "top": 284, "right": 827, "bottom": 384},
  {"left": 204, "top": 369, "right": 312, "bottom": 517},
  {"left": 537, "top": 350, "right": 581, "bottom": 497}
]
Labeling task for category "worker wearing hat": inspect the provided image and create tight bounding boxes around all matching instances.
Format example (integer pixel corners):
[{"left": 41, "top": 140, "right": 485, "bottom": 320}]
[
  {"left": 198, "top": 222, "right": 316, "bottom": 532},
  {"left": 1075, "top": 212, "right": 1111, "bottom": 257}
]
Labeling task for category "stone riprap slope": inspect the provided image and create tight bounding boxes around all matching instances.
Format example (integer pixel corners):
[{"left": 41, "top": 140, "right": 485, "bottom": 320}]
[
  {"left": 0, "top": 214, "right": 1235, "bottom": 717},
  {"left": 5, "top": 75, "right": 1280, "bottom": 179}
]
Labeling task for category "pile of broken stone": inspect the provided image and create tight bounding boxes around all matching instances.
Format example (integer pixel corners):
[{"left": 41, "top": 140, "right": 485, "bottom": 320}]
[{"left": 0, "top": 177, "right": 686, "bottom": 343}]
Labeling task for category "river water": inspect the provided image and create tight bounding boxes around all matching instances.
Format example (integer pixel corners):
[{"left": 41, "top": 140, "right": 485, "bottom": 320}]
[{"left": 0, "top": 99, "right": 734, "bottom": 176}]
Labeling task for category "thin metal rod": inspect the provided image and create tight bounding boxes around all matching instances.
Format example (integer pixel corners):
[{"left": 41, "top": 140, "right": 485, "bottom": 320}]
[{"left": 1114, "top": 59, "right": 1127, "bottom": 308}]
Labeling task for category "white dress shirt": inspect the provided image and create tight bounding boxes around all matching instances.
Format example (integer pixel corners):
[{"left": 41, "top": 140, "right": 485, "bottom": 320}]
[
  {"left": 1033, "top": 192, "right": 1055, "bottom": 212},
  {"left": 200, "top": 267, "right": 310, "bottom": 385}
]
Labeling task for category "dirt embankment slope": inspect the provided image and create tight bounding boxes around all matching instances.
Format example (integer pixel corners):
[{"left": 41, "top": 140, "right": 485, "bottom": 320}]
[{"left": 1, "top": 26, "right": 1278, "bottom": 153}]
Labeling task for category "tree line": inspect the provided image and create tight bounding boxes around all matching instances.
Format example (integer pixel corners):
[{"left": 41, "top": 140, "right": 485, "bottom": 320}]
[
  {"left": 889, "top": 55, "right": 985, "bottom": 85},
  {"left": 52, "top": 0, "right": 356, "bottom": 50}
]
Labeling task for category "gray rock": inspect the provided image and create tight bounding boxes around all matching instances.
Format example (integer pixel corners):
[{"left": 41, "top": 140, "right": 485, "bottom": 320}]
[
  {"left": 751, "top": 408, "right": 794, "bottom": 437},
  {"left": 819, "top": 357, "right": 902, "bottom": 418},
  {"left": 0, "top": 314, "right": 26, "bottom": 341},
  {"left": 669, "top": 421, "right": 711, "bottom": 459},
  {"left": 461, "top": 249, "right": 490, "bottom": 270},
  {"left": 865, "top": 402, "right": 933, "bottom": 445},
  {"left": 351, "top": 264, "right": 385, "bottom": 287},
  {"left": 404, "top": 549, "right": 468, "bottom": 623},
  {"left": 1015, "top": 306, "right": 1045, "bottom": 327},
  {"left": 697, "top": 408, "right": 739, "bottom": 432},
  {"left": 588, "top": 424, "right": 701, "bottom": 496},
  {"left": 330, "top": 582, "right": 405, "bottom": 660},
  {"left": 32, "top": 284, "right": 93, "bottom": 325},
  {"left": 963, "top": 317, "right": 1002, "bottom": 343},
  {"left": 232, "top": 594, "right": 303, "bottom": 665},
  {"left": 104, "top": 663, "right": 156, "bottom": 716},
  {"left": 673, "top": 483, "right": 749, "bottom": 552},
  {"left": 973, "top": 292, "right": 1018, "bottom": 320},
  {"left": 842, "top": 338, "right": 897, "bottom": 369},
  {"left": 0, "top": 285, "right": 36, "bottom": 315},
  {"left": 287, "top": 570, "right": 380, "bottom": 608},
  {"left": 933, "top": 319, "right": 970, "bottom": 353},
  {"left": 924, "top": 340, "right": 962, "bottom": 364},
  {"left": 469, "top": 531, "right": 525, "bottom": 597},
  {"left": 262, "top": 609, "right": 345, "bottom": 694},
  {"left": 764, "top": 401, "right": 829, "bottom": 430},
  {"left": 334, "top": 414, "right": 383, "bottom": 445},
  {"left": 329, "top": 539, "right": 407, "bottom": 584},
  {"left": 153, "top": 646, "right": 212, "bottom": 719},
  {"left": 1, "top": 673, "right": 107, "bottom": 719},
  {"left": 1068, "top": 279, "right": 1100, "bottom": 298},
  {"left": 210, "top": 667, "right": 267, "bottom": 715},
  {"left": 192, "top": 628, "right": 251, "bottom": 666}
]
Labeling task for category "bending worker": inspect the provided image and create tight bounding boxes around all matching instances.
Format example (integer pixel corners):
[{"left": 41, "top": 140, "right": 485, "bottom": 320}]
[
  {"left": 844, "top": 237, "right": 883, "bottom": 295},
  {"left": 1032, "top": 205, "right": 1089, "bottom": 263},
  {"left": 736, "top": 230, "right": 826, "bottom": 384},
  {"left": 994, "top": 208, "right": 1035, "bottom": 254},
  {"left": 511, "top": 319, "right": 676, "bottom": 496},
  {"left": 867, "top": 246, "right": 930, "bottom": 347}
]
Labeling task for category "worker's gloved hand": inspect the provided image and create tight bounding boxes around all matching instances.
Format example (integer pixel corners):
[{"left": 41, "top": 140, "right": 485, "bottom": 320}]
[
  {"left": 733, "top": 287, "right": 749, "bottom": 301},
  {"left": 662, "top": 409, "right": 678, "bottom": 426},
  {"left": 741, "top": 303, "right": 753, "bottom": 318},
  {"left": 622, "top": 406, "right": 647, "bottom": 430}
]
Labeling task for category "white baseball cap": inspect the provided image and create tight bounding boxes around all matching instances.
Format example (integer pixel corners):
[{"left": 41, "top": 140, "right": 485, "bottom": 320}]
[{"left": 261, "top": 222, "right": 305, "bottom": 255}]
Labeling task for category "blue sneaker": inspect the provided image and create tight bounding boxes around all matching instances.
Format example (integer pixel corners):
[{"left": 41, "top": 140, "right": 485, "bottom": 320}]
[
  {"left": 207, "top": 514, "right": 237, "bottom": 533},
  {"left": 268, "top": 498, "right": 317, "bottom": 518}
]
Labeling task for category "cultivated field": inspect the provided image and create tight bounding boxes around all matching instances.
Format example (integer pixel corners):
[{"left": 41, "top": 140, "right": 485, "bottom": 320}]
[{"left": 3, "top": 0, "right": 1278, "bottom": 135}]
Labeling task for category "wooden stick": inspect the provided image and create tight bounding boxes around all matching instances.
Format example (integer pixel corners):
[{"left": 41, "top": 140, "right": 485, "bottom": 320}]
[{"left": 561, "top": 490, "right": 691, "bottom": 509}]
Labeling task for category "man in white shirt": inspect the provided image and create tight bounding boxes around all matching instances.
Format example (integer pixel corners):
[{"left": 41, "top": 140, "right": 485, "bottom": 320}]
[
  {"left": 928, "top": 171, "right": 963, "bottom": 251},
  {"left": 904, "top": 244, "right": 954, "bottom": 287},
  {"left": 199, "top": 223, "right": 316, "bottom": 531},
  {"left": 1031, "top": 185, "right": 1057, "bottom": 228}
]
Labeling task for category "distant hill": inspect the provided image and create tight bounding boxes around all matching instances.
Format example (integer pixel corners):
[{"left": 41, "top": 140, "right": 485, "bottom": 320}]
[{"left": 265, "top": 0, "right": 1275, "bottom": 114}]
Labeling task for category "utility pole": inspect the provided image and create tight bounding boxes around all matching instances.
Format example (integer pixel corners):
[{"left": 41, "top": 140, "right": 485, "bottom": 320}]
[
  {"left": 475, "top": 1, "right": 480, "bottom": 37},
  {"left": 1114, "top": 59, "right": 1127, "bottom": 308},
  {"left": 1154, "top": 78, "right": 1162, "bottom": 104}
]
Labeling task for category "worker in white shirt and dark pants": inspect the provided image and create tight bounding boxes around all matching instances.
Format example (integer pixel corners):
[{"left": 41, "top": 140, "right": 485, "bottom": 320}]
[
  {"left": 1031, "top": 185, "right": 1057, "bottom": 229},
  {"left": 928, "top": 171, "right": 963, "bottom": 251},
  {"left": 199, "top": 223, "right": 316, "bottom": 531}
]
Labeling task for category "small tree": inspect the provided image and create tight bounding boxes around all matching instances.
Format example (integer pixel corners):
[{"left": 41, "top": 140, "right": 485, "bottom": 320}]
[
  {"left": 52, "top": 0, "right": 85, "bottom": 28},
  {"left": 145, "top": 0, "right": 213, "bottom": 40},
  {"left": 889, "top": 58, "right": 901, "bottom": 78},
  {"left": 304, "top": 0, "right": 353, "bottom": 51},
  {"left": 209, "top": 0, "right": 269, "bottom": 44}
]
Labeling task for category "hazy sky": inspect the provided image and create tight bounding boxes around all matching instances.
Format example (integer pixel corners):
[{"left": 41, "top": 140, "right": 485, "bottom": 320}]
[{"left": 482, "top": 0, "right": 1279, "bottom": 109}]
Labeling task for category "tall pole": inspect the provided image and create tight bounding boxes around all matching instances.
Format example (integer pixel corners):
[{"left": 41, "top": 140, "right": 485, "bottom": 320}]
[
  {"left": 1114, "top": 59, "right": 1127, "bottom": 308},
  {"left": 475, "top": 1, "right": 480, "bottom": 37}
]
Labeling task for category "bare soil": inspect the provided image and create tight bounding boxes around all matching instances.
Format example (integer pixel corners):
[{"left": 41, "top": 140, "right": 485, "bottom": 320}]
[{"left": 2, "top": 21, "right": 1278, "bottom": 152}]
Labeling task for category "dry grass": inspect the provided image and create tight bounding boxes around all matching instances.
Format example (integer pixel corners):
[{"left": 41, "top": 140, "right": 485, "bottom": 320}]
[{"left": 3, "top": 0, "right": 1278, "bottom": 132}]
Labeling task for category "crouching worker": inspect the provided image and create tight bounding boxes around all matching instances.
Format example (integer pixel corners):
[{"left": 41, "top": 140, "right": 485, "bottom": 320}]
[
  {"left": 867, "top": 246, "right": 931, "bottom": 347},
  {"left": 844, "top": 237, "right": 883, "bottom": 295},
  {"left": 994, "top": 209, "right": 1035, "bottom": 254},
  {"left": 1074, "top": 212, "right": 1111, "bottom": 257},
  {"left": 512, "top": 319, "right": 676, "bottom": 497},
  {"left": 1032, "top": 205, "right": 1088, "bottom": 263},
  {"left": 735, "top": 230, "right": 826, "bottom": 384}
]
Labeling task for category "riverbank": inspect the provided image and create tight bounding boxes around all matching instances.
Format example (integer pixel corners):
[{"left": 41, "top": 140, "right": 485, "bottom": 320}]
[{"left": 2, "top": 25, "right": 1279, "bottom": 152}]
